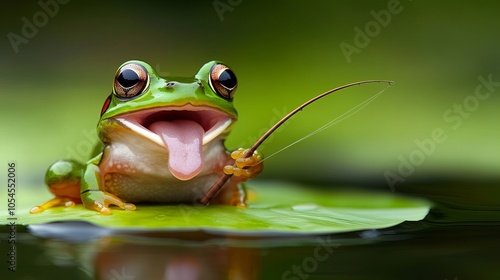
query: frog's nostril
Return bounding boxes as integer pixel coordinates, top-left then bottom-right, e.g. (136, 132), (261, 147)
(197, 81), (204, 89)
(166, 82), (176, 89)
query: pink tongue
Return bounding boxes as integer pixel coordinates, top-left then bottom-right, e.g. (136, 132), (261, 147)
(149, 120), (204, 180)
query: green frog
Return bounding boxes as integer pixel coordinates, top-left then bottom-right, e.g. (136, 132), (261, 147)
(31, 60), (263, 215)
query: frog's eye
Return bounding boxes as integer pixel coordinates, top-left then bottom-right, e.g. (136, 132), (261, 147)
(113, 63), (149, 99)
(209, 64), (237, 99)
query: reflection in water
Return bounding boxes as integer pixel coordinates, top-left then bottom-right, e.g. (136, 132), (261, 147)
(31, 228), (263, 280)
(17, 220), (500, 280)
(164, 256), (202, 280)
(94, 238), (260, 280)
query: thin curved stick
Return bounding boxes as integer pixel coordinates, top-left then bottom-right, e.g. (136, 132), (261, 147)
(199, 79), (394, 205)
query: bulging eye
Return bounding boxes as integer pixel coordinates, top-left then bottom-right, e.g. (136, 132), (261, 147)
(113, 63), (149, 98)
(209, 64), (237, 99)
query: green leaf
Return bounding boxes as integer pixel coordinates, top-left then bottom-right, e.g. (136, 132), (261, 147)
(7, 181), (430, 234)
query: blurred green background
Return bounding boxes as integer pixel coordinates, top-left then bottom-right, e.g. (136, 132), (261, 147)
(1, 0), (499, 189)
(1, 2), (499, 279)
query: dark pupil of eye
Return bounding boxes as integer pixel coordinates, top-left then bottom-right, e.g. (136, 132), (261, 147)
(118, 69), (140, 88)
(219, 69), (237, 89)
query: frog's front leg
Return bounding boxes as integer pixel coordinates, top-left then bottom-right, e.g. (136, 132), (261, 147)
(80, 158), (136, 215)
(30, 160), (83, 214)
(215, 148), (263, 207)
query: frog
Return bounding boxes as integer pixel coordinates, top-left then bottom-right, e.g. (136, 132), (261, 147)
(30, 60), (263, 215)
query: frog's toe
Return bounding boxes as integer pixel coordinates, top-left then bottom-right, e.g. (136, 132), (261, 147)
(64, 201), (76, 207)
(225, 148), (263, 179)
(99, 206), (111, 215)
(29, 197), (77, 214)
(124, 203), (136, 211)
(29, 206), (45, 214)
(231, 198), (247, 208)
(223, 166), (256, 178)
(87, 202), (116, 215)
(81, 190), (136, 214)
(223, 164), (263, 179)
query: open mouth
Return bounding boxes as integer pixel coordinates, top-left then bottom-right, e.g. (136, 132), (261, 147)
(114, 105), (234, 181)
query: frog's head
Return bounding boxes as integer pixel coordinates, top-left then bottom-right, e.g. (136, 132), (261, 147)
(99, 60), (238, 180)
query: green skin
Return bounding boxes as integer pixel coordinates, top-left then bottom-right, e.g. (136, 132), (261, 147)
(32, 60), (263, 215)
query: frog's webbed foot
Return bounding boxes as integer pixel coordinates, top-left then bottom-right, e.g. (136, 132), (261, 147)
(30, 197), (76, 214)
(229, 184), (247, 208)
(223, 148), (263, 179)
(211, 181), (248, 208)
(81, 190), (136, 215)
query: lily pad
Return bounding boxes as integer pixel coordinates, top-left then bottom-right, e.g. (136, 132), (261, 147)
(6, 181), (430, 234)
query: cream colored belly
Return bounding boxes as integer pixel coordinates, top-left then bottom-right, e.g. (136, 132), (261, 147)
(103, 172), (220, 203)
(98, 136), (229, 203)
